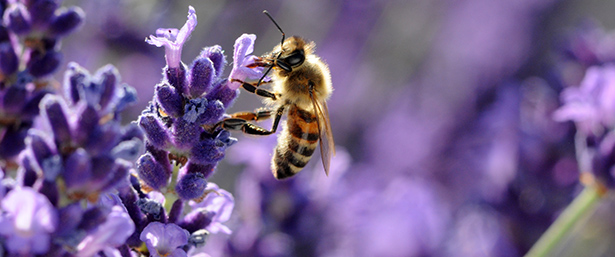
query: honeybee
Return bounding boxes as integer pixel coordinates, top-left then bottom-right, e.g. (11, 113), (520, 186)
(218, 11), (335, 179)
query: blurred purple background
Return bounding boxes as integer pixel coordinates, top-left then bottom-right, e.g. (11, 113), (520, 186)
(59, 0), (615, 256)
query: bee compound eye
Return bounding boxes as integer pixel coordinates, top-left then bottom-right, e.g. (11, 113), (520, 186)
(277, 60), (292, 72)
(284, 51), (305, 66)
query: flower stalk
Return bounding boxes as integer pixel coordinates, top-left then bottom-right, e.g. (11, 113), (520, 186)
(525, 185), (602, 257)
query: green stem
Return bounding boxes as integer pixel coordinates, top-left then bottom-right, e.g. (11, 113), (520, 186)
(524, 186), (601, 257)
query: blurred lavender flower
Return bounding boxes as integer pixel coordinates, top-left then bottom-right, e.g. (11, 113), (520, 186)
(186, 183), (234, 235)
(561, 21), (615, 68)
(76, 204), (135, 257)
(141, 222), (190, 257)
(554, 65), (615, 137)
(0, 187), (57, 254)
(554, 64), (615, 188)
(0, 60), (141, 256)
(20, 62), (141, 202)
(0, 0), (84, 160)
(221, 135), (352, 256)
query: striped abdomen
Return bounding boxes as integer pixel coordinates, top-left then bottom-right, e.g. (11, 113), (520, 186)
(272, 105), (319, 179)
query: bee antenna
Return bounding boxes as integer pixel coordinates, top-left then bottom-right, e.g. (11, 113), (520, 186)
(263, 10), (285, 47)
(257, 65), (274, 87)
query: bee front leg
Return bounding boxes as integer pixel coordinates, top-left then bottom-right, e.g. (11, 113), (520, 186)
(216, 106), (285, 136)
(230, 79), (280, 100)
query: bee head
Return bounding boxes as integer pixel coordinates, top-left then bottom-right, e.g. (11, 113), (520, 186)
(273, 36), (309, 72)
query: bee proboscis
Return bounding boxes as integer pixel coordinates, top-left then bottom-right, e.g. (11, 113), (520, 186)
(218, 11), (335, 179)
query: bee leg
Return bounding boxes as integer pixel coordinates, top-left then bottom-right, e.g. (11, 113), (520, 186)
(216, 106), (284, 135)
(230, 79), (279, 100)
(229, 107), (274, 121)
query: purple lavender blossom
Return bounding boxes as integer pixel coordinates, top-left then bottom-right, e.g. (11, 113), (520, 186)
(145, 6), (197, 69)
(227, 34), (267, 90)
(184, 183), (234, 235)
(140, 222), (190, 257)
(0, 187), (57, 255)
(76, 205), (135, 257)
(95, 6), (243, 257)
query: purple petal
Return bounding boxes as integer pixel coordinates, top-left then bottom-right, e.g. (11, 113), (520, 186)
(200, 45), (226, 78)
(171, 118), (202, 150)
(1, 84), (27, 114)
(146, 142), (172, 174)
(156, 83), (184, 118)
(18, 154), (38, 187)
(165, 65), (188, 95)
(63, 62), (91, 104)
(228, 34), (259, 90)
(56, 203), (83, 236)
(90, 155), (117, 190)
(27, 0), (58, 27)
(233, 34), (255, 65)
(48, 6), (84, 37)
(190, 183), (234, 234)
(183, 98), (225, 125)
(140, 222), (189, 256)
(121, 122), (144, 142)
(146, 6), (197, 68)
(78, 207), (110, 231)
(167, 199), (184, 224)
(0, 26), (8, 42)
(85, 122), (122, 155)
(26, 129), (56, 172)
(3, 3), (31, 34)
(40, 95), (72, 144)
(76, 206), (135, 257)
(74, 104), (99, 145)
(94, 64), (120, 111)
(175, 172), (207, 200)
(189, 57), (215, 98)
(0, 42), (18, 74)
(137, 153), (171, 190)
(111, 138), (144, 162)
(100, 159), (130, 192)
(22, 88), (52, 119)
(178, 209), (214, 234)
(139, 114), (170, 149)
(0, 187), (57, 254)
(114, 84), (138, 113)
(206, 79), (239, 108)
(27, 50), (62, 78)
(190, 132), (233, 165)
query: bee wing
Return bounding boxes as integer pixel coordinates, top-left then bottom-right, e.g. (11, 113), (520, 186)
(311, 92), (336, 176)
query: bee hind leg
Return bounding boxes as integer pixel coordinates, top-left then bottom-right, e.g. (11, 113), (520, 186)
(229, 107), (274, 121)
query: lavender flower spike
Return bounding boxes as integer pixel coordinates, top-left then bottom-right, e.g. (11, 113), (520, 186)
(227, 34), (265, 90)
(146, 6), (197, 68)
